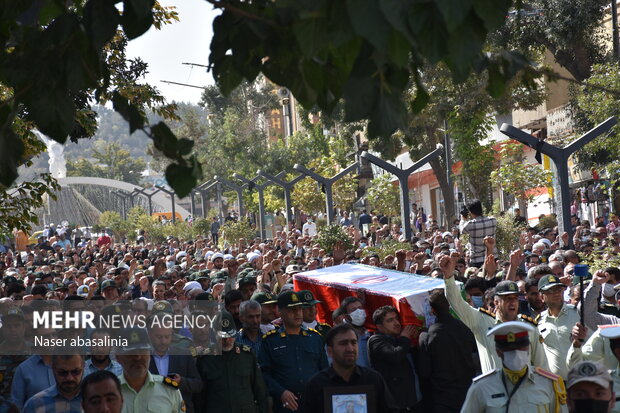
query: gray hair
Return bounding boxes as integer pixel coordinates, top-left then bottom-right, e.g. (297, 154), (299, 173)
(239, 299), (261, 317)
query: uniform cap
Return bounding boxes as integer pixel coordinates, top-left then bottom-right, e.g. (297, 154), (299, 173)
(277, 291), (304, 309)
(486, 321), (533, 349)
(285, 264), (302, 275)
(597, 324), (620, 340)
(100, 279), (117, 291)
(538, 274), (566, 292)
(152, 300), (174, 315)
(2, 308), (24, 321)
(218, 311), (237, 338)
(251, 291), (277, 305)
(298, 289), (320, 305)
(77, 285), (90, 298)
(117, 328), (152, 353)
(567, 361), (613, 390)
(494, 280), (520, 296)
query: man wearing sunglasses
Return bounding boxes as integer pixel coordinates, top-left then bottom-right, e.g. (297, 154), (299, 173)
(22, 354), (84, 413)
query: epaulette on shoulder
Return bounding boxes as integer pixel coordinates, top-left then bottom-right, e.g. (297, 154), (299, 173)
(319, 322), (331, 327)
(262, 329), (278, 339)
(241, 345), (251, 352)
(535, 366), (560, 381)
(473, 369), (497, 382)
(479, 307), (495, 318)
(520, 313), (538, 326)
(162, 376), (180, 389)
(307, 328), (321, 335)
(534, 313), (541, 323)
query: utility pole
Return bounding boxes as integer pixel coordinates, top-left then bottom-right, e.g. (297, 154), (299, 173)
(293, 163), (359, 224)
(500, 117), (616, 247)
(361, 145), (444, 241)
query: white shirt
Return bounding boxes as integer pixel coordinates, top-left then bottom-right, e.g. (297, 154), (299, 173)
(302, 222), (317, 237)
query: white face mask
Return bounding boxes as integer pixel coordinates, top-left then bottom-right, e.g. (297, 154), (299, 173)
(603, 283), (615, 298)
(502, 349), (529, 371)
(166, 261), (175, 269)
(349, 308), (366, 326)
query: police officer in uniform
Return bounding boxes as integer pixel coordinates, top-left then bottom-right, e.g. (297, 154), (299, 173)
(116, 327), (185, 413)
(461, 321), (568, 413)
(596, 325), (620, 412)
(444, 259), (548, 373)
(259, 291), (328, 413)
(196, 311), (268, 412)
(537, 274), (585, 378)
(298, 290), (331, 339)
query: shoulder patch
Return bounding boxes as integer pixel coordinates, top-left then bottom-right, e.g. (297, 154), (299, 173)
(262, 329), (279, 339)
(242, 345), (251, 352)
(519, 313), (538, 326)
(473, 369), (498, 382)
(479, 307), (495, 318)
(535, 366), (560, 381)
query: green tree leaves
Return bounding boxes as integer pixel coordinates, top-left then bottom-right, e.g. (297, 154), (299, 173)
(207, 0), (519, 156)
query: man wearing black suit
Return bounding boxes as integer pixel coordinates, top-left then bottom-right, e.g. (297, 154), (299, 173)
(148, 320), (202, 413)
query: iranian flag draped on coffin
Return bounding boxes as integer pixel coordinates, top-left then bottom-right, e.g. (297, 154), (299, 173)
(293, 263), (448, 329)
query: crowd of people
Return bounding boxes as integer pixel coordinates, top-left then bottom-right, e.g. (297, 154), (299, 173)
(0, 199), (618, 412)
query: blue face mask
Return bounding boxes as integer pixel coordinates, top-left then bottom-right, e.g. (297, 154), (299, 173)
(425, 249), (431, 256)
(471, 295), (484, 308)
(359, 243), (367, 248)
(47, 283), (54, 291)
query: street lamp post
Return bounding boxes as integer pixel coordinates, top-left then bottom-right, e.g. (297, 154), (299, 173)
(361, 145), (444, 241)
(499, 117), (617, 248)
(293, 162), (359, 224)
(256, 170), (306, 229)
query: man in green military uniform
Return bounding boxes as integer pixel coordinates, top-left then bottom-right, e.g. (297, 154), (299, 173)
(251, 291), (279, 334)
(298, 290), (331, 339)
(116, 327), (185, 413)
(196, 311), (268, 412)
(259, 291), (328, 413)
(0, 308), (29, 399)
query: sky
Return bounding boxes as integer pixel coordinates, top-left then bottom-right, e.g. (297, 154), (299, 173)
(126, 0), (219, 105)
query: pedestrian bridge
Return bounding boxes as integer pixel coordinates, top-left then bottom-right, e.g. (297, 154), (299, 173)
(58, 177), (191, 219)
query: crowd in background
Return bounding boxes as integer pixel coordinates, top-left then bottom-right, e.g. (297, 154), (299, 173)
(0, 199), (618, 412)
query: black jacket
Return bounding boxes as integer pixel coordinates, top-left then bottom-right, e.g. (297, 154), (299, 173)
(418, 313), (478, 413)
(149, 349), (203, 413)
(367, 333), (419, 409)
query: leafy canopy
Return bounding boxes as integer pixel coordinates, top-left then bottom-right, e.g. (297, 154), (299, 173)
(207, 0), (533, 156)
